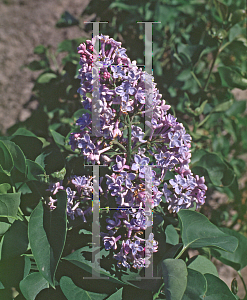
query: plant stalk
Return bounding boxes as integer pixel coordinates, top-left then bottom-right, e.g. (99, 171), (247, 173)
(203, 41), (223, 91)
(238, 270), (247, 297)
(153, 283), (165, 299)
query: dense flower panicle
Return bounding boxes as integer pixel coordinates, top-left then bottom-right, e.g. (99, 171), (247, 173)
(67, 34), (208, 269)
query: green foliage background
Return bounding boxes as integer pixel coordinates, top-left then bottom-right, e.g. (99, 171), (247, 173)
(0, 0), (247, 299)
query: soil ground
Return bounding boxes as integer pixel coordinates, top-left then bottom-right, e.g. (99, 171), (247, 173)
(0, 0), (247, 298)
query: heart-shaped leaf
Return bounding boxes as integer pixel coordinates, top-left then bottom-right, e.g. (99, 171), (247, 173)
(161, 259), (187, 300)
(211, 227), (247, 271)
(0, 193), (21, 219)
(28, 191), (67, 287)
(187, 255), (218, 277)
(178, 210), (238, 252)
(60, 276), (108, 300)
(165, 224), (179, 245)
(182, 269), (207, 300)
(204, 274), (236, 299)
(191, 150), (235, 187)
(20, 272), (49, 300)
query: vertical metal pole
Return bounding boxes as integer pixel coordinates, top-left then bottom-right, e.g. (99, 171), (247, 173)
(137, 22), (161, 137)
(84, 21), (108, 137)
(82, 22), (109, 279)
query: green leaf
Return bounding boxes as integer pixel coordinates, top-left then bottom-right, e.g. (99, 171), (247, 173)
(187, 255), (218, 277)
(26, 60), (48, 71)
(63, 246), (126, 286)
(0, 183), (11, 194)
(225, 100), (246, 116)
(0, 141), (14, 176)
(26, 159), (45, 181)
(204, 274), (236, 299)
(165, 225), (179, 245)
(51, 167), (66, 181)
(0, 193), (21, 219)
(230, 10), (246, 26)
(12, 128), (37, 138)
(229, 24), (243, 42)
(182, 269), (207, 300)
(214, 99), (234, 112)
(50, 130), (65, 146)
(11, 129), (43, 161)
(57, 38), (87, 53)
(57, 40), (74, 53)
(0, 256), (26, 289)
(211, 227), (247, 271)
(37, 73), (57, 84)
(2, 140), (26, 174)
(106, 288), (123, 299)
(218, 66), (247, 90)
(213, 0), (228, 21)
(56, 11), (79, 28)
(191, 150), (235, 187)
(28, 191), (67, 287)
(0, 220), (28, 261)
(108, 2), (138, 12)
(34, 45), (47, 55)
(60, 276), (108, 300)
(176, 69), (192, 81)
(20, 272), (49, 300)
(161, 259), (188, 300)
(0, 219), (11, 236)
(178, 210), (238, 251)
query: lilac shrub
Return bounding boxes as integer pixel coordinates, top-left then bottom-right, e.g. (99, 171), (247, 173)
(50, 34), (207, 269)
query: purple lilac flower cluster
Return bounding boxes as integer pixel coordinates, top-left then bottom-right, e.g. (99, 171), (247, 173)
(101, 209), (158, 269)
(66, 34), (207, 268)
(46, 175), (94, 221)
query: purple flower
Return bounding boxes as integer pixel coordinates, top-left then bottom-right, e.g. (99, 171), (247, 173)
(110, 65), (126, 79)
(135, 87), (146, 104)
(71, 175), (87, 190)
(46, 181), (64, 195)
(105, 174), (124, 196)
(103, 235), (121, 250)
(131, 126), (146, 143)
(48, 197), (57, 210)
(112, 155), (129, 172)
(128, 69), (140, 82)
(119, 171), (136, 189)
(170, 175), (187, 194)
(115, 81), (136, 101)
(106, 212), (122, 230)
(162, 183), (172, 202)
(154, 150), (179, 170)
(77, 133), (95, 154)
(113, 242), (130, 268)
(131, 154), (150, 172)
(129, 240), (143, 255)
